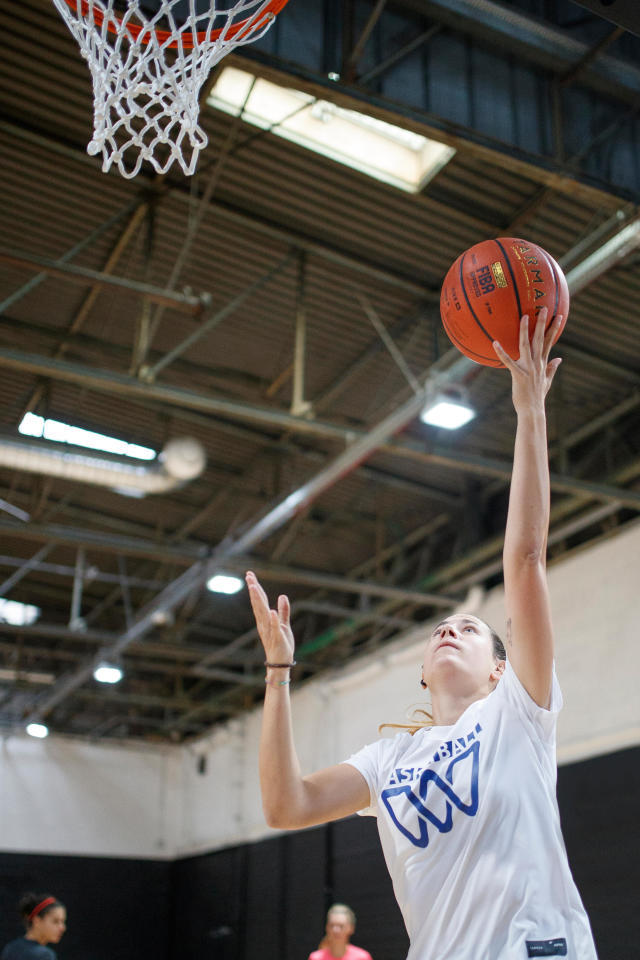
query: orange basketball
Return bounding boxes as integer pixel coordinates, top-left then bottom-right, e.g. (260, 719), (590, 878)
(440, 237), (569, 367)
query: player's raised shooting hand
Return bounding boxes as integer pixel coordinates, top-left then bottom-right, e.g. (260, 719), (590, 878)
(492, 307), (562, 414)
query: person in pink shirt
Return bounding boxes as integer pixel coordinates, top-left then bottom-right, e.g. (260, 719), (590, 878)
(308, 904), (373, 960)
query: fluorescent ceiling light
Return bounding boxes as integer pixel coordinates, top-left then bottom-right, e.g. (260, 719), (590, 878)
(0, 597), (40, 626)
(26, 722), (49, 739)
(19, 413), (156, 461)
(207, 67), (455, 193)
(93, 662), (124, 684)
(421, 391), (476, 430)
(207, 574), (244, 595)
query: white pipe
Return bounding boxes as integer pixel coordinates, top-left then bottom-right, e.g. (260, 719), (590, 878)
(0, 435), (206, 495)
(566, 217), (640, 295)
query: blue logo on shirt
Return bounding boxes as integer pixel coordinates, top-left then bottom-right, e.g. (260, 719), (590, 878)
(380, 741), (480, 847)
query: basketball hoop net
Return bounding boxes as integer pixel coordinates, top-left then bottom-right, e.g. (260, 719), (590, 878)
(52, 0), (290, 178)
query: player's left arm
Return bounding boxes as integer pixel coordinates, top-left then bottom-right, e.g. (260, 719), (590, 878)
(493, 308), (563, 708)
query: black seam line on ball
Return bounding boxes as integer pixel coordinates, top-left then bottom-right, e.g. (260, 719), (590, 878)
(495, 237), (523, 321)
(459, 250), (499, 348)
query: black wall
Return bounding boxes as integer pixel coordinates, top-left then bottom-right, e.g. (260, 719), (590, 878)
(171, 816), (406, 960)
(1, 747), (638, 960)
(557, 746), (640, 960)
(0, 852), (172, 960)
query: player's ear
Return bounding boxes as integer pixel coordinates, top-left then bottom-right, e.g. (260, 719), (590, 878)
(490, 660), (506, 684)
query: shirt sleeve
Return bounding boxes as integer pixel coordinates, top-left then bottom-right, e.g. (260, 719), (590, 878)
(496, 658), (563, 744)
(341, 733), (408, 814)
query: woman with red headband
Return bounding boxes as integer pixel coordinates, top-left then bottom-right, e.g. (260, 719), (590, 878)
(1, 894), (66, 960)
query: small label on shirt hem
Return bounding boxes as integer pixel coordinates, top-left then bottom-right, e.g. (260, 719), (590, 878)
(526, 939), (568, 957)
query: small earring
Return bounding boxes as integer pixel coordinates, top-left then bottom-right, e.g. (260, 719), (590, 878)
(420, 678), (427, 689)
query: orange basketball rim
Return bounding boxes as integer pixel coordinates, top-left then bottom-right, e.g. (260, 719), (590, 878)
(61, 0), (291, 48)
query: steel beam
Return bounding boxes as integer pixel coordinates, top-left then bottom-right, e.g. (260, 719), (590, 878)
(441, 502), (624, 597)
(205, 455), (640, 705)
(0, 623), (235, 665)
(571, 0), (640, 37)
(173, 189), (437, 297)
(0, 250), (207, 316)
(0, 201), (141, 316)
(358, 24), (441, 85)
(0, 543), (54, 596)
(0, 348), (638, 510)
(0, 346), (363, 443)
(220, 558), (457, 607)
(138, 83), (260, 366)
(237, 499), (633, 705)
(294, 600), (413, 631)
(0, 499), (30, 523)
(405, 0), (640, 98)
(246, 0), (640, 198)
(359, 294), (422, 396)
(117, 555), (134, 629)
(291, 251), (310, 417)
(0, 518), (205, 564)
(344, 0), (388, 81)
(22, 354), (472, 723)
(560, 26), (626, 89)
(0, 555), (165, 590)
(144, 251), (294, 381)
(565, 217), (640, 294)
(3, 118), (438, 299)
(75, 689), (204, 711)
(68, 548), (86, 630)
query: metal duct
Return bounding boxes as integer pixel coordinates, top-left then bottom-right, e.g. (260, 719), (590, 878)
(0, 434), (206, 495)
(565, 218), (640, 295)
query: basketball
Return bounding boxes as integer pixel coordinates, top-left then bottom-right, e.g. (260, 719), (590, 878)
(440, 237), (569, 368)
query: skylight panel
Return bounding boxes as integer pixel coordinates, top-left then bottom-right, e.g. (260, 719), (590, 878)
(207, 67), (455, 193)
(19, 413), (156, 461)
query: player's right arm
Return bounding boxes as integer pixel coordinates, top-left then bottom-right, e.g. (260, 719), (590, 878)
(247, 571), (370, 829)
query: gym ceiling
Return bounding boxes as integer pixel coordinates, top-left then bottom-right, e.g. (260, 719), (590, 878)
(0, 0), (639, 742)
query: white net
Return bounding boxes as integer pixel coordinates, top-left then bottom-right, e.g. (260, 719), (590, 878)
(52, 0), (288, 179)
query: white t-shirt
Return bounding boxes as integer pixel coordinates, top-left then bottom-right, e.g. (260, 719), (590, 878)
(343, 661), (598, 960)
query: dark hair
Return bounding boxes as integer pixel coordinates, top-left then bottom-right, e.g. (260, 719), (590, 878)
(19, 893), (63, 928)
(484, 620), (506, 662)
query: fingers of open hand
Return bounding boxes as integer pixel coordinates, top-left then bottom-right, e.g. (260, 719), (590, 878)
(246, 572), (294, 656)
(532, 307), (548, 352)
(494, 315), (532, 372)
(268, 608), (282, 642)
(542, 314), (563, 361)
(519, 313), (532, 360)
(246, 573), (266, 616)
(492, 338), (514, 370)
(269, 605), (294, 656)
(278, 593), (291, 626)
(545, 356), (562, 389)
(246, 572), (276, 639)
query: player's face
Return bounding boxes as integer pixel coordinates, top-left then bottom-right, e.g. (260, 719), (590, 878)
(326, 912), (354, 944)
(423, 614), (497, 689)
(33, 907), (67, 945)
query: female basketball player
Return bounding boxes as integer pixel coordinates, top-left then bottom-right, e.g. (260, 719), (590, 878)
(247, 308), (598, 960)
(1, 894), (66, 960)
